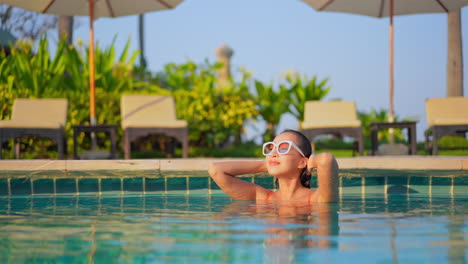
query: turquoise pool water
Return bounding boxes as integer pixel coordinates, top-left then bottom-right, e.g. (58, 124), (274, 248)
(0, 192), (467, 263)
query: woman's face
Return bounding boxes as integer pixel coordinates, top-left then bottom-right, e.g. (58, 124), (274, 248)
(265, 132), (307, 178)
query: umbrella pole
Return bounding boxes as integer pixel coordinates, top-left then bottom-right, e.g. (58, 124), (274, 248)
(89, 0), (98, 149)
(389, 0), (395, 143)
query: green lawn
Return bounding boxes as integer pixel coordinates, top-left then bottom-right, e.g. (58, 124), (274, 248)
(425, 149), (468, 156)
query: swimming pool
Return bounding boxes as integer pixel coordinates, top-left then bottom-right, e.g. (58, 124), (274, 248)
(0, 170), (467, 263)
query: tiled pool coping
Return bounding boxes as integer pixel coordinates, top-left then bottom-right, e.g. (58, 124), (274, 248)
(0, 156), (467, 173)
(0, 157), (467, 197)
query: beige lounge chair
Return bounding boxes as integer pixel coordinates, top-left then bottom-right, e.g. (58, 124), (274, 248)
(300, 100), (364, 155)
(121, 95), (188, 159)
(0, 98), (68, 159)
(425, 97), (468, 155)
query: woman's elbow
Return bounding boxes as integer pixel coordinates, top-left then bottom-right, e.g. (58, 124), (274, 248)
(318, 153), (338, 168)
(208, 163), (219, 179)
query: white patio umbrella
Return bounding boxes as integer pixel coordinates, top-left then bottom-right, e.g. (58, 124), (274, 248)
(300, 0), (468, 125)
(1, 0), (184, 125)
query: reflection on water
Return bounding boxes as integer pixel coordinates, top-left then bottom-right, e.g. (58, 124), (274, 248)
(0, 194), (466, 263)
(217, 200), (339, 264)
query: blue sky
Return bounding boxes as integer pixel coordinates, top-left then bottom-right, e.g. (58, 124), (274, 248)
(70, 0), (468, 143)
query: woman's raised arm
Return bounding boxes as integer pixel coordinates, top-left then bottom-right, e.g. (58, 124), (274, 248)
(208, 160), (270, 200)
(307, 153), (339, 202)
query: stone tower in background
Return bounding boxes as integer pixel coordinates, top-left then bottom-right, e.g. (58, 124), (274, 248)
(215, 44), (234, 86)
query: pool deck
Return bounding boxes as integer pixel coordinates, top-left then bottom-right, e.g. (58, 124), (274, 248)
(0, 156), (467, 173)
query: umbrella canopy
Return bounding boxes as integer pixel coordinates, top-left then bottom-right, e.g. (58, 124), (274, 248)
(2, 0), (184, 125)
(301, 0), (468, 126)
(302, 0), (468, 17)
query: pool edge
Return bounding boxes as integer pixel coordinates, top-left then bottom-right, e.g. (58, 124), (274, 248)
(0, 156), (467, 175)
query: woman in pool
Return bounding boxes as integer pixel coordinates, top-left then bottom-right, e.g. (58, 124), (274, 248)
(208, 129), (339, 204)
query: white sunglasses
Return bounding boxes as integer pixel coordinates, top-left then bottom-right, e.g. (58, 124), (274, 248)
(262, 141), (306, 157)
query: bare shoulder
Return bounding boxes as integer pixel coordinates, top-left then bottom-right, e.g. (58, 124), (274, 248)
(255, 186), (273, 201)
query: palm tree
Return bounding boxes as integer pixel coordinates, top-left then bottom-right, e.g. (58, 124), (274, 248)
(254, 81), (290, 142)
(58, 16), (73, 44)
(286, 73), (331, 123)
(138, 14), (147, 68)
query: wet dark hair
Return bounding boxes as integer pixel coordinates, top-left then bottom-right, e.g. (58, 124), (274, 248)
(277, 129), (313, 188)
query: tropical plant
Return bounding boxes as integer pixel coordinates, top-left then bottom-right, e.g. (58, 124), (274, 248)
(153, 60), (222, 92)
(285, 72), (331, 122)
(60, 38), (148, 152)
(164, 61), (257, 148)
(2, 37), (343, 158)
(0, 51), (15, 120)
(2, 38), (67, 98)
(0, 39), (69, 158)
(254, 81), (290, 142)
(358, 108), (413, 142)
(0, 37), (147, 158)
